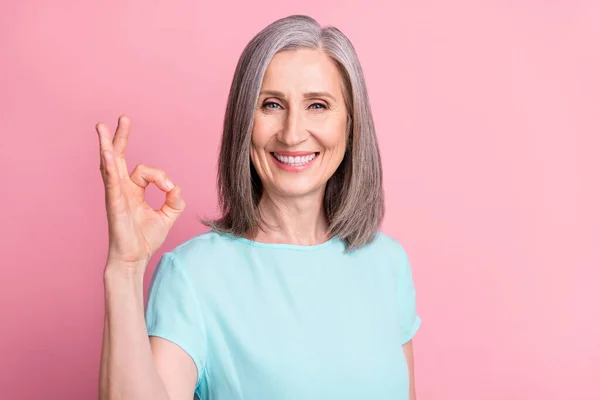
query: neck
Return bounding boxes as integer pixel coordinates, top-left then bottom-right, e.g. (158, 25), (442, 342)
(252, 188), (330, 246)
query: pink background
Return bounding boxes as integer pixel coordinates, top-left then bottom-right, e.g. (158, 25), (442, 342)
(1, 0), (598, 398)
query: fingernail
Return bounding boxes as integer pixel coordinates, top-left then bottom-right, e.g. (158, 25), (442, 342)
(165, 179), (174, 190)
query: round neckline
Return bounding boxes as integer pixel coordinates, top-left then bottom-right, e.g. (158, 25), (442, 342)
(218, 231), (339, 251)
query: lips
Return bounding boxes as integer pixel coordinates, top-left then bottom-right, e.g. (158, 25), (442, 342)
(272, 152), (317, 165)
(270, 151), (319, 171)
(272, 151), (318, 157)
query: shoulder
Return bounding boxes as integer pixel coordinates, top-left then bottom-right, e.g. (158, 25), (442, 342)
(159, 230), (237, 273)
(360, 231), (409, 261)
(352, 231), (413, 277)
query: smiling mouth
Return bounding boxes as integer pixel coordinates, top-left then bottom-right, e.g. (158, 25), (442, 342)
(271, 152), (319, 167)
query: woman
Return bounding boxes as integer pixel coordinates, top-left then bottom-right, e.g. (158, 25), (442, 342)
(98, 14), (421, 400)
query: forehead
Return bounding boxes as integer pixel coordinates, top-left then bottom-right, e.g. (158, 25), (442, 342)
(261, 48), (343, 93)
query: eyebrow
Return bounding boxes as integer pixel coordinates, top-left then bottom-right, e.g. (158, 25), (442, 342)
(259, 90), (336, 101)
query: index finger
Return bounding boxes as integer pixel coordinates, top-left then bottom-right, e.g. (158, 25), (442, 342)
(96, 122), (114, 158)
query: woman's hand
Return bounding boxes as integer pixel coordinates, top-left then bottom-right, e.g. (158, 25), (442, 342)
(97, 115), (186, 273)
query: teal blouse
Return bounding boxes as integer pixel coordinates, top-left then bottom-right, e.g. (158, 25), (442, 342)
(145, 230), (421, 399)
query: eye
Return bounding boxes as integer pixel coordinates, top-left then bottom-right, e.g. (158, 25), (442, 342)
(262, 101), (281, 110)
(309, 102), (327, 110)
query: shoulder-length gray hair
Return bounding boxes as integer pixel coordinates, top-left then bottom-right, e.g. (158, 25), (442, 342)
(201, 14), (384, 251)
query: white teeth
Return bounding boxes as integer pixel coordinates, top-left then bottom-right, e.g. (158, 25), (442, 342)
(273, 152), (317, 166)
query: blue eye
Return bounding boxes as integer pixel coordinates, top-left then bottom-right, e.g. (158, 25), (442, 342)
(263, 101), (281, 109)
(309, 103), (327, 110)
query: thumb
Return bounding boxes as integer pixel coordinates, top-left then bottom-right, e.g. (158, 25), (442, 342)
(160, 185), (186, 223)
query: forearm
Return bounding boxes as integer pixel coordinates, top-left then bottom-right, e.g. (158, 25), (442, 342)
(99, 265), (170, 400)
(402, 340), (416, 400)
(99, 312), (109, 399)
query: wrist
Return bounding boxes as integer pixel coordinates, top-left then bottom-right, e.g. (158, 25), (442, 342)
(104, 261), (146, 283)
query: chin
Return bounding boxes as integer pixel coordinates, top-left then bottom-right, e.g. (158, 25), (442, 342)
(271, 180), (323, 198)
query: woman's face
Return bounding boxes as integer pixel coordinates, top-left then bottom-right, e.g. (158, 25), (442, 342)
(250, 48), (348, 199)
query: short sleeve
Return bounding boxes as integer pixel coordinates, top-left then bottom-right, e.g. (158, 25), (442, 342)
(396, 246), (421, 344)
(145, 252), (207, 388)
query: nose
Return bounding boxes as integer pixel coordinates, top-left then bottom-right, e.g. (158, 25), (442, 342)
(277, 107), (308, 147)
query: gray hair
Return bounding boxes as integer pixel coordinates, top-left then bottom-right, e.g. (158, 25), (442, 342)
(201, 14), (384, 251)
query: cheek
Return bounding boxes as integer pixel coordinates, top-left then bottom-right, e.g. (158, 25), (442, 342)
(251, 118), (266, 147)
(251, 115), (281, 147)
(250, 117), (277, 172)
(319, 118), (347, 152)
